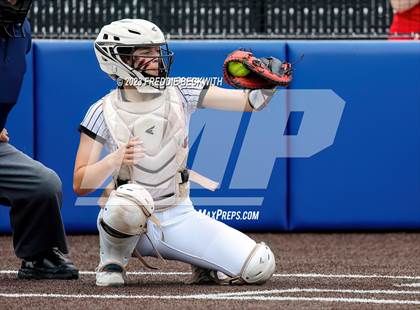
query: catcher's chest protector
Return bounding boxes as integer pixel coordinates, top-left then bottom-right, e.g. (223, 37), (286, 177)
(102, 88), (188, 209)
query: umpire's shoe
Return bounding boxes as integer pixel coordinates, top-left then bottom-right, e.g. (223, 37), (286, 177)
(17, 248), (79, 280)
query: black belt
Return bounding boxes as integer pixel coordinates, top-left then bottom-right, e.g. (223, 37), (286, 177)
(179, 168), (189, 184)
(116, 168), (190, 188)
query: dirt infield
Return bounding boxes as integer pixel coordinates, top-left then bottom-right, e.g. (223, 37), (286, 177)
(0, 232), (419, 309)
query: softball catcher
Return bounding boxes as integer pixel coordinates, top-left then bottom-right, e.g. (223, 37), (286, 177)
(73, 19), (291, 286)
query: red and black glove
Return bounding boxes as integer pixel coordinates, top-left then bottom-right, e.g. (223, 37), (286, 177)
(223, 49), (292, 89)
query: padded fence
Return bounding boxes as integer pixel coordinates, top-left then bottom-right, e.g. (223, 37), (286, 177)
(1, 40), (419, 233)
(287, 41), (420, 230)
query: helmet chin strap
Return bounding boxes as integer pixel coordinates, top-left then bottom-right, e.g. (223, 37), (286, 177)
(135, 74), (165, 94)
(132, 69), (167, 94)
(135, 84), (163, 94)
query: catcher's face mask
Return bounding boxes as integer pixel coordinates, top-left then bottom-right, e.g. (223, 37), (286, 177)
(116, 44), (174, 79)
(0, 0), (32, 38)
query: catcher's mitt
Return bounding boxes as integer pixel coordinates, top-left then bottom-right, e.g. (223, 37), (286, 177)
(223, 49), (292, 89)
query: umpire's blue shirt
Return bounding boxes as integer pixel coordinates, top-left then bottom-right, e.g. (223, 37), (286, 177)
(0, 19), (32, 131)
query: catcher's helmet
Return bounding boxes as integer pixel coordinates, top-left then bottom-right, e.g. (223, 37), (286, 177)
(94, 19), (174, 93)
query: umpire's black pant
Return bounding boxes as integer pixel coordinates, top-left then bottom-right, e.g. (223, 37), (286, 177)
(0, 142), (68, 258)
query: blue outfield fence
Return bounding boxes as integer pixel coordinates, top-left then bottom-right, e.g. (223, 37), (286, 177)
(1, 40), (419, 233)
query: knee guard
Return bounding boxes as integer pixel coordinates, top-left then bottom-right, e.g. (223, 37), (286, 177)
(239, 242), (275, 284)
(203, 242), (276, 285)
(97, 184), (154, 269)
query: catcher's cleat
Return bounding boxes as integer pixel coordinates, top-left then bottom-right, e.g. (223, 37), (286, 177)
(186, 265), (214, 284)
(186, 265), (230, 285)
(17, 248), (79, 280)
(96, 263), (127, 287)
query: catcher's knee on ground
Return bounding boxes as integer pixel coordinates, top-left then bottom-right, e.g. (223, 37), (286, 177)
(96, 184), (154, 286)
(215, 242), (275, 285)
(239, 242), (275, 284)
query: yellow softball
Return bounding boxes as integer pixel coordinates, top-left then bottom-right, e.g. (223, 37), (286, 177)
(228, 61), (250, 77)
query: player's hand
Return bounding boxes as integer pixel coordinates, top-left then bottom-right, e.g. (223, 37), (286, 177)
(0, 128), (9, 142)
(110, 137), (145, 168)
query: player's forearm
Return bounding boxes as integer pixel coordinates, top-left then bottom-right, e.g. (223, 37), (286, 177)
(390, 0), (420, 12)
(201, 86), (275, 112)
(73, 154), (118, 195)
(201, 86), (250, 111)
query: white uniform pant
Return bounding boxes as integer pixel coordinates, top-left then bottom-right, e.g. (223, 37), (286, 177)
(135, 198), (256, 277)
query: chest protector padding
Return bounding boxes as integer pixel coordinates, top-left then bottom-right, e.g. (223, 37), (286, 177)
(102, 87), (188, 208)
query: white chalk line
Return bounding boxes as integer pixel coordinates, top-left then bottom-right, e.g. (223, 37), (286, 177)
(0, 290), (420, 305)
(214, 288), (420, 297)
(1, 270), (420, 280)
(274, 273), (420, 280)
(2, 267), (420, 305)
(0, 270), (188, 276)
(395, 283), (420, 288)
